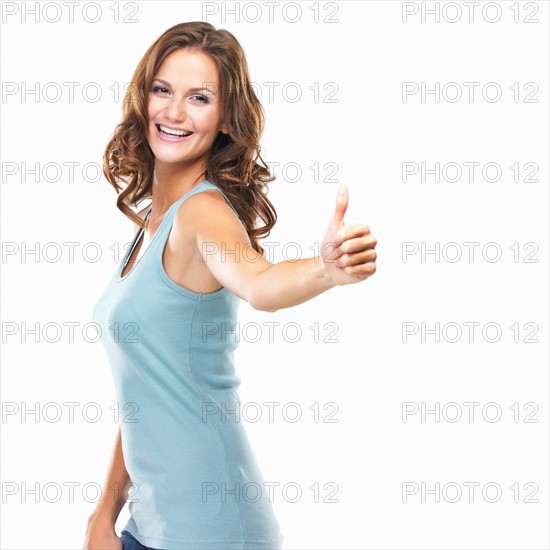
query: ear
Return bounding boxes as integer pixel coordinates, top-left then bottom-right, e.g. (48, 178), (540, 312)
(219, 120), (229, 135)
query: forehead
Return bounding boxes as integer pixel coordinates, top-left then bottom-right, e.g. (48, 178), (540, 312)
(154, 48), (220, 85)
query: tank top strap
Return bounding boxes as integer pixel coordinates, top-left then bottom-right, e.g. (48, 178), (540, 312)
(161, 180), (240, 224)
(119, 180), (241, 271)
(148, 180), (241, 253)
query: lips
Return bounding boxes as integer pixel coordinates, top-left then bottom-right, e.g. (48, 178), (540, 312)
(156, 124), (193, 137)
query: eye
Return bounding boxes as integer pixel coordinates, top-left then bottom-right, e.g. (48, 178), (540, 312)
(191, 95), (209, 104)
(151, 85), (169, 94)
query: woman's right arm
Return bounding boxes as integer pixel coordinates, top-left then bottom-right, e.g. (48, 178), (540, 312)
(82, 209), (148, 548)
(82, 427), (130, 549)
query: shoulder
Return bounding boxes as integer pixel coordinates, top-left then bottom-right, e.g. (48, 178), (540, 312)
(173, 188), (248, 243)
(176, 188), (240, 226)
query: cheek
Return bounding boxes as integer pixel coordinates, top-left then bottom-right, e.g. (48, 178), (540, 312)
(146, 98), (161, 119)
(199, 108), (222, 131)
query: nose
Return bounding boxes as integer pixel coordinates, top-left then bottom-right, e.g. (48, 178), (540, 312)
(165, 96), (188, 121)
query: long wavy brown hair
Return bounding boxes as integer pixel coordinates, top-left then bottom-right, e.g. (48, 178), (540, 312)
(102, 21), (276, 256)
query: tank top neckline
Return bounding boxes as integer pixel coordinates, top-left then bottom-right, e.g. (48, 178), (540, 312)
(117, 179), (210, 283)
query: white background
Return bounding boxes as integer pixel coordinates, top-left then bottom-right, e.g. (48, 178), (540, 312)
(1, 1), (548, 549)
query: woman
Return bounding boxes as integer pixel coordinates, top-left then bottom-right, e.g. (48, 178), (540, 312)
(84, 21), (377, 550)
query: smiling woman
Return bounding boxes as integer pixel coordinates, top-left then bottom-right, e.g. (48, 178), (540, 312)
(146, 49), (229, 167)
(102, 22), (276, 258)
(85, 19), (377, 550)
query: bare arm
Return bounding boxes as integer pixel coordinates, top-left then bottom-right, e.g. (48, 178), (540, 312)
(82, 427), (130, 548)
(247, 256), (335, 312)
(86, 426), (131, 529)
(83, 213), (150, 548)
(176, 188), (376, 313)
(85, 210), (144, 529)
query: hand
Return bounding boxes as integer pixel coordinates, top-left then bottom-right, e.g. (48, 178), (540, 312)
(82, 519), (123, 550)
(320, 183), (377, 286)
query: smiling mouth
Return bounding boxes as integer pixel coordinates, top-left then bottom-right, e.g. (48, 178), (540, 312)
(156, 124), (194, 137)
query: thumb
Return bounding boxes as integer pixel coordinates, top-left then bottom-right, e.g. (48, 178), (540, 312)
(332, 183), (348, 226)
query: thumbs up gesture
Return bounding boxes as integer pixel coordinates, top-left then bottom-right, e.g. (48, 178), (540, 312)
(320, 183), (377, 286)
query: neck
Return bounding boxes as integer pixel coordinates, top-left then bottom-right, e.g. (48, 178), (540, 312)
(149, 159), (208, 219)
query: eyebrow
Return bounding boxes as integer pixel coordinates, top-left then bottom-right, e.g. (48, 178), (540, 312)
(151, 78), (218, 95)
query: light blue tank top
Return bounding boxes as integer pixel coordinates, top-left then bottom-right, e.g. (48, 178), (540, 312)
(92, 180), (284, 550)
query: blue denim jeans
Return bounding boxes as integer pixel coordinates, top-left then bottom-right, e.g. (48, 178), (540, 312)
(120, 530), (162, 550)
(121, 529), (283, 549)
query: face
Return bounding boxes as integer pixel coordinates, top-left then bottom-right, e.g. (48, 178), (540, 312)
(146, 48), (228, 169)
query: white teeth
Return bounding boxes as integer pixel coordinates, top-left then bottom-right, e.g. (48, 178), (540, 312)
(158, 124), (192, 137)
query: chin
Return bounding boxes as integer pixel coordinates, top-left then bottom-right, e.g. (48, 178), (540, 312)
(154, 154), (194, 164)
